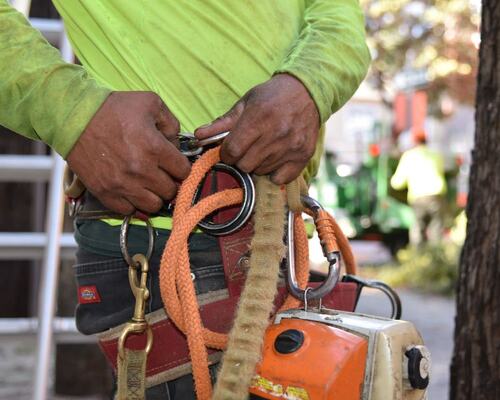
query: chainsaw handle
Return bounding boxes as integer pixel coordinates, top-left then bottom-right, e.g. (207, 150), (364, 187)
(343, 274), (402, 319)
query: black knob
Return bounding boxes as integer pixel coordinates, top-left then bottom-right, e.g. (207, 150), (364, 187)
(405, 346), (431, 390)
(274, 329), (304, 354)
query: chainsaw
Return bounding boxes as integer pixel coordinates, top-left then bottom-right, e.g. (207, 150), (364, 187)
(249, 200), (431, 400)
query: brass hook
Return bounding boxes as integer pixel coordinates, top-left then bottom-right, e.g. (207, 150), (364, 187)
(118, 254), (153, 360)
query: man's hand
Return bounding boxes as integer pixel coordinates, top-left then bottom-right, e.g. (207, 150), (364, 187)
(195, 74), (320, 185)
(66, 91), (191, 215)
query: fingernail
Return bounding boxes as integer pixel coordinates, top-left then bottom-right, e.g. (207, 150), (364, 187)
(198, 122), (212, 129)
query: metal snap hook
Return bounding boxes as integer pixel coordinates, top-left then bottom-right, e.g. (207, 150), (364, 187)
(118, 323), (153, 360)
(118, 254), (154, 360)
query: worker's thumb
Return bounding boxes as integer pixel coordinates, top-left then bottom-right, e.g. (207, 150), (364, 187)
(195, 100), (245, 139)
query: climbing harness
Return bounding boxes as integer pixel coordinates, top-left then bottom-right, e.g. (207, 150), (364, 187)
(66, 131), (429, 399)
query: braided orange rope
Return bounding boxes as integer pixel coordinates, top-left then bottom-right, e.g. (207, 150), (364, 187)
(159, 146), (356, 399)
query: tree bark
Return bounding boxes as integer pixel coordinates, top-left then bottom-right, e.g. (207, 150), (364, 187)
(450, 1), (500, 399)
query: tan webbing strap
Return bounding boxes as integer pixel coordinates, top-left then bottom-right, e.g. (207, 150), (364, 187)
(116, 349), (147, 400)
(285, 176), (308, 212)
(213, 175), (285, 400)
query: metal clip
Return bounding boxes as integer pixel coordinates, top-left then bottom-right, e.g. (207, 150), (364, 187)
(286, 198), (341, 302)
(118, 254), (153, 359)
(178, 131), (230, 157)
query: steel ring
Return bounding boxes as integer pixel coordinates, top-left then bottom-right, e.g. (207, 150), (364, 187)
(192, 163), (255, 236)
(120, 216), (155, 265)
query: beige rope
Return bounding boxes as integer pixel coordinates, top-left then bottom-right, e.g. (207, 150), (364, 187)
(212, 176), (285, 400)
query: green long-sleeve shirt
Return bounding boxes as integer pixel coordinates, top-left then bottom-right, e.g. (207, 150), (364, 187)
(0, 0), (370, 181)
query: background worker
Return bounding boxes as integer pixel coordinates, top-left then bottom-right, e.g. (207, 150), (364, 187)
(391, 129), (447, 246)
(0, 0), (370, 398)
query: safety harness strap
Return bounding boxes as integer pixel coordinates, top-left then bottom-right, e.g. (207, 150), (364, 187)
(116, 348), (147, 400)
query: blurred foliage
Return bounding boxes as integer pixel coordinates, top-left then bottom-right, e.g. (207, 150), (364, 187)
(363, 242), (460, 295)
(361, 0), (480, 111)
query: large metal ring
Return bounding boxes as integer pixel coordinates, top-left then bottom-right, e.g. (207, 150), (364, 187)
(120, 216), (155, 266)
(192, 163), (255, 236)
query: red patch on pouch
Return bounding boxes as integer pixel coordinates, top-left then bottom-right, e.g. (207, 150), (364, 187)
(78, 285), (101, 304)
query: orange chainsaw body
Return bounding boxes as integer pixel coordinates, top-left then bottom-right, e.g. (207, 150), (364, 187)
(249, 318), (368, 400)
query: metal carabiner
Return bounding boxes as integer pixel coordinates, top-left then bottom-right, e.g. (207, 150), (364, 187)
(118, 254), (154, 359)
(300, 195), (338, 264)
(178, 131), (230, 157)
(286, 197), (341, 303)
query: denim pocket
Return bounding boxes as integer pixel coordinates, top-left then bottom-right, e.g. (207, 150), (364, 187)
(74, 257), (134, 335)
(74, 237), (225, 335)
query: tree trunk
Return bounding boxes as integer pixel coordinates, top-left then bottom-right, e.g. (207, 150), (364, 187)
(450, 2), (500, 399)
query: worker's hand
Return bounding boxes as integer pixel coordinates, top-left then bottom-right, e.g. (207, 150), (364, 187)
(66, 91), (191, 215)
(195, 74), (320, 184)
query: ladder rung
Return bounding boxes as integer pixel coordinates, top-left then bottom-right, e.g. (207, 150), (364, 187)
(0, 233), (76, 260)
(0, 317), (95, 343)
(30, 18), (65, 45)
(0, 155), (53, 182)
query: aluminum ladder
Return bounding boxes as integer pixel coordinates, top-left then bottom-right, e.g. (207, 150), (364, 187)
(1, 2), (88, 399)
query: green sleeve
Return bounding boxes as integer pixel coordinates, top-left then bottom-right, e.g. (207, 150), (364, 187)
(276, 0), (371, 124)
(0, 1), (111, 157)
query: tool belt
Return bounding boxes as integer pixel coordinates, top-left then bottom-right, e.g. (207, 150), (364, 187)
(68, 172), (361, 389)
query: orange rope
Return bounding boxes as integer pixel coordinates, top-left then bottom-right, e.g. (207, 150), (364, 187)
(159, 146), (357, 399)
